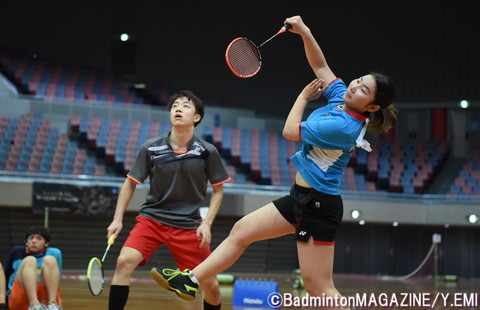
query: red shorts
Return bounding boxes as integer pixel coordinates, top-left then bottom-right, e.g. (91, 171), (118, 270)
(8, 278), (62, 309)
(123, 216), (211, 270)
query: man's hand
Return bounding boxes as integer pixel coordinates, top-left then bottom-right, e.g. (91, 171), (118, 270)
(196, 223), (212, 248)
(107, 220), (123, 239)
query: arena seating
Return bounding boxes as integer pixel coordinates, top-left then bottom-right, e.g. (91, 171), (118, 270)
(0, 113), (110, 176)
(1, 111), (460, 193)
(0, 52), (143, 106)
(143, 83), (172, 106)
(361, 138), (449, 194)
(448, 151), (480, 197)
(68, 115), (301, 185)
(0, 51), (475, 196)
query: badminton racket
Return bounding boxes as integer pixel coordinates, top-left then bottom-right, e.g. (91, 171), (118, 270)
(225, 24), (291, 78)
(87, 234), (116, 296)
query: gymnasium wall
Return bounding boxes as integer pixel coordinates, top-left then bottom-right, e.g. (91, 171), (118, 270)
(0, 1), (478, 116)
(1, 177), (480, 226)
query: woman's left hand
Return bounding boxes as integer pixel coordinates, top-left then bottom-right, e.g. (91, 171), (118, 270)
(299, 79), (325, 102)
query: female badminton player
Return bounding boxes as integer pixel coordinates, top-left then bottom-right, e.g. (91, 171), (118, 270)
(152, 15), (397, 310)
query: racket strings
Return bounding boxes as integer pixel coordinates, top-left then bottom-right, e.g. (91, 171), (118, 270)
(226, 38), (261, 77)
(88, 259), (104, 295)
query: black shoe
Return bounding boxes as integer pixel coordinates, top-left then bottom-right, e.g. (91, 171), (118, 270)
(151, 267), (198, 301)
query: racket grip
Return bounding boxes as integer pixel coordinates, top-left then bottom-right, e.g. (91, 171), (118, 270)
(108, 234), (116, 245)
(277, 24), (292, 35)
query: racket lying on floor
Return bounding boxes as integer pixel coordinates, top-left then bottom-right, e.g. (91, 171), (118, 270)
(87, 235), (116, 296)
(225, 24), (291, 78)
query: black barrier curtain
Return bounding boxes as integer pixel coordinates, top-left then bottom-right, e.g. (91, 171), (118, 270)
(32, 182), (118, 216)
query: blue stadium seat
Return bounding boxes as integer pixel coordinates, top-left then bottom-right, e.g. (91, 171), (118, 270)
(239, 129), (251, 174)
(221, 127), (232, 160)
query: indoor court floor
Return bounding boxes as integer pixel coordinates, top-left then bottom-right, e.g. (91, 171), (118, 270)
(60, 270), (479, 309)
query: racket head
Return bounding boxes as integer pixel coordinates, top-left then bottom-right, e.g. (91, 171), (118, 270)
(225, 37), (262, 78)
(87, 257), (105, 296)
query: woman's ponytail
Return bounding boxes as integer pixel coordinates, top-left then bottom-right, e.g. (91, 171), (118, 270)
(368, 72), (397, 133)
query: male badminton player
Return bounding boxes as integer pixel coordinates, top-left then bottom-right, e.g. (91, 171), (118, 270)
(107, 90), (231, 310)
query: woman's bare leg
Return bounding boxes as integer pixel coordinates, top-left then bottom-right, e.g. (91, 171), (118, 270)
(297, 239), (350, 310)
(192, 203), (295, 282)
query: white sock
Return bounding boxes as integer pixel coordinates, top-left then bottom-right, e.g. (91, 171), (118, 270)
(189, 271), (199, 284)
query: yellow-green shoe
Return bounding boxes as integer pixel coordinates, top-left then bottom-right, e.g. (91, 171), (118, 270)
(151, 267), (198, 301)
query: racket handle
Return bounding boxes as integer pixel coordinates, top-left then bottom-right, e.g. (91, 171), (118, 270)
(277, 24), (292, 35)
(108, 234), (116, 245)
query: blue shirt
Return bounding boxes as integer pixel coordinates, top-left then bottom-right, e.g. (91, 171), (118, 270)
(291, 78), (368, 195)
(5, 246), (63, 297)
